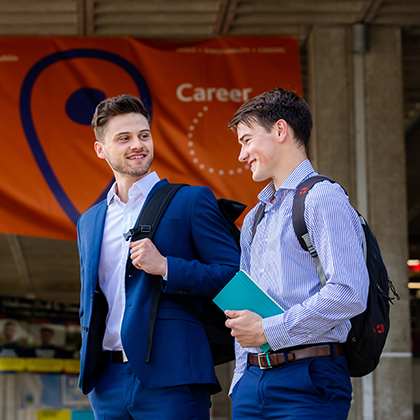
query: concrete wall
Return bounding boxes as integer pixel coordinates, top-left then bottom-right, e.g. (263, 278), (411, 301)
(308, 25), (413, 420)
(307, 25), (356, 199)
(365, 26), (412, 420)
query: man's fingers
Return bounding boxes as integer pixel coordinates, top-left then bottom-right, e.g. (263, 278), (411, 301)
(225, 309), (251, 319)
(225, 310), (234, 318)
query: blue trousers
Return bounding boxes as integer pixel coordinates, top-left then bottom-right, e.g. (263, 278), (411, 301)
(88, 362), (211, 420)
(232, 355), (352, 420)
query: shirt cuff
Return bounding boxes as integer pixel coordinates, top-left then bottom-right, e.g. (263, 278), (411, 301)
(262, 314), (293, 351)
(162, 258), (168, 281)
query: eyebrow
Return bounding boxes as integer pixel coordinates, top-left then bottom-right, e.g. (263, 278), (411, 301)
(238, 133), (251, 144)
(113, 131), (130, 138)
(113, 129), (150, 139)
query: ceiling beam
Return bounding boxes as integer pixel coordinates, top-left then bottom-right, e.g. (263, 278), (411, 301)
(86, 0), (95, 36)
(77, 0), (86, 36)
(220, 0), (238, 36)
(213, 0), (231, 36)
(362, 0), (384, 23)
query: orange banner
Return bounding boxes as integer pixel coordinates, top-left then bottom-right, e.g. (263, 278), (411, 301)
(0, 36), (302, 240)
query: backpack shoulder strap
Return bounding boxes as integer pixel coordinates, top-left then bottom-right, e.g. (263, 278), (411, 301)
(124, 183), (188, 242)
(123, 182), (188, 363)
(292, 175), (335, 287)
(251, 203), (266, 243)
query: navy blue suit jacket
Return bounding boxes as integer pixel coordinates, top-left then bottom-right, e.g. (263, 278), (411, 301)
(77, 179), (240, 395)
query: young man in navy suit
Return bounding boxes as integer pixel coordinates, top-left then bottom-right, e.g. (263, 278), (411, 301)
(77, 94), (240, 419)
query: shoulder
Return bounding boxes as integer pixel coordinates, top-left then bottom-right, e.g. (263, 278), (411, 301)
(171, 184), (217, 206)
(304, 179), (350, 212)
(77, 199), (107, 226)
(303, 179), (362, 234)
(154, 185), (221, 224)
(177, 184), (213, 197)
(80, 199), (107, 218)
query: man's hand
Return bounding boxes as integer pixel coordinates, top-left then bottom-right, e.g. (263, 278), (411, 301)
(225, 310), (268, 348)
(129, 238), (167, 277)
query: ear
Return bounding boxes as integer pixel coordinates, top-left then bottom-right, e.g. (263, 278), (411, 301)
(94, 141), (106, 160)
(275, 119), (288, 143)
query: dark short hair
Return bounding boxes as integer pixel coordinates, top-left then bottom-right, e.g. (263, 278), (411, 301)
(227, 87), (312, 149)
(92, 94), (150, 142)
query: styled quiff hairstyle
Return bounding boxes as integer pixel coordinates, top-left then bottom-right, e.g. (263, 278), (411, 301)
(227, 87), (312, 150)
(91, 94), (151, 143)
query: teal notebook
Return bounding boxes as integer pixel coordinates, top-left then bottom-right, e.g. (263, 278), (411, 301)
(213, 270), (284, 353)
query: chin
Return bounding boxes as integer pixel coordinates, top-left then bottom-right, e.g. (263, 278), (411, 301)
(251, 170), (261, 181)
(252, 173), (269, 183)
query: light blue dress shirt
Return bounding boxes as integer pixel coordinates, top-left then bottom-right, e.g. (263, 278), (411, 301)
(230, 160), (369, 394)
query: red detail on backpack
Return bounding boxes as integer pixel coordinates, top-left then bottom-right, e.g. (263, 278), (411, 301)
(300, 187), (308, 195)
(376, 324), (385, 333)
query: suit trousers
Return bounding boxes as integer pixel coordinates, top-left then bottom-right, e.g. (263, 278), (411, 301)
(88, 361), (211, 420)
(232, 355), (352, 420)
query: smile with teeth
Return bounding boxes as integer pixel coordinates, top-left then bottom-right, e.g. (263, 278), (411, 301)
(128, 155), (145, 160)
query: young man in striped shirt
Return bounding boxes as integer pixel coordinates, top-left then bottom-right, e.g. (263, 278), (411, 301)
(225, 87), (369, 419)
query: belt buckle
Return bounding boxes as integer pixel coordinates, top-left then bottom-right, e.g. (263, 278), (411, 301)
(257, 352), (273, 370)
(122, 349), (128, 362)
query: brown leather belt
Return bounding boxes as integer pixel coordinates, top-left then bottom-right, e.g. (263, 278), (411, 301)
(248, 343), (344, 369)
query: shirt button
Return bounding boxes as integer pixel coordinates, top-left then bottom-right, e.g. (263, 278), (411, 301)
(260, 269), (264, 274)
(265, 238), (269, 243)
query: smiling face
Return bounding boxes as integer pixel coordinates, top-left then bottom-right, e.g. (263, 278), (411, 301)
(237, 120), (281, 185)
(94, 112), (154, 184)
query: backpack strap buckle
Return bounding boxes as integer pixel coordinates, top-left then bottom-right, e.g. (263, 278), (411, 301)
(140, 225), (152, 233)
(123, 225), (152, 241)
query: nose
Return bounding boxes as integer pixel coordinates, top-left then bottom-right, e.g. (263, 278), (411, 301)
(238, 144), (248, 162)
(130, 137), (146, 150)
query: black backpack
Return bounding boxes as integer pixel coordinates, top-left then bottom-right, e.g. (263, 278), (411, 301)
(124, 183), (245, 366)
(253, 175), (400, 377)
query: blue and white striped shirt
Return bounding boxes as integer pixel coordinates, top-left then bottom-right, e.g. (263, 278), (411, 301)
(230, 160), (369, 394)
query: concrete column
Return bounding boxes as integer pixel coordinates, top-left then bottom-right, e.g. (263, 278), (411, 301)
(307, 26), (365, 419)
(364, 26), (413, 420)
(307, 25), (413, 419)
(307, 25), (356, 198)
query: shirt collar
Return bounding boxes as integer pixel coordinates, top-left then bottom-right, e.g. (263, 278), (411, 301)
(106, 171), (160, 205)
(258, 160), (317, 205)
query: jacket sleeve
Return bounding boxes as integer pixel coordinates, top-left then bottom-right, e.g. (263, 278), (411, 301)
(163, 186), (240, 298)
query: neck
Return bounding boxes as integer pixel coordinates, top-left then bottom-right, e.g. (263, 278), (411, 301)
(114, 177), (141, 203)
(272, 148), (307, 190)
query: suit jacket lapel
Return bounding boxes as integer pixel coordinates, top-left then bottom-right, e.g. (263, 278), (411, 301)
(86, 200), (107, 296)
(125, 178), (169, 273)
